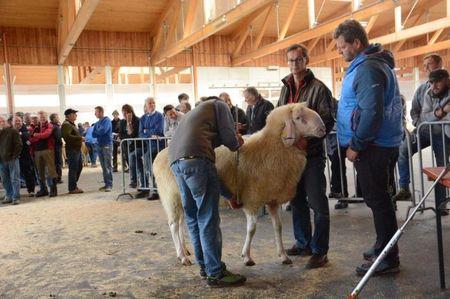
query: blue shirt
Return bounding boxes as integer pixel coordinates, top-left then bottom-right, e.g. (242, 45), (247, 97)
(93, 116), (113, 146)
(85, 126), (97, 144)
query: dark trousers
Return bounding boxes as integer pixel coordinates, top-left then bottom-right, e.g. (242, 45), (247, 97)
(19, 153), (36, 193)
(113, 141), (119, 170)
(328, 146), (348, 196)
(121, 142), (129, 170)
(354, 146), (399, 262)
(67, 149), (83, 191)
(54, 146), (63, 181)
(291, 155), (330, 255)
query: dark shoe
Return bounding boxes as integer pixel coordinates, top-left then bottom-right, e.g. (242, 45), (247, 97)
(438, 209), (449, 216)
(286, 245), (312, 256)
(35, 189), (49, 197)
(50, 180), (58, 197)
(12, 199), (20, 205)
(69, 187), (84, 194)
(135, 190), (149, 199)
(200, 266), (207, 278)
(113, 168), (118, 173)
(334, 200), (348, 210)
(99, 186), (112, 192)
(356, 260), (400, 276)
(147, 193), (160, 201)
(306, 253), (328, 269)
(129, 182), (137, 189)
(392, 188), (411, 202)
(207, 269), (246, 288)
(363, 247), (376, 261)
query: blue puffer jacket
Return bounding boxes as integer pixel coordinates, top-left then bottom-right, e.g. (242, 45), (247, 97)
(337, 43), (403, 150)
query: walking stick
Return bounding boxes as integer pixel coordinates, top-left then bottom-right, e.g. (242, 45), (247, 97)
(235, 104), (241, 205)
(348, 163), (450, 299)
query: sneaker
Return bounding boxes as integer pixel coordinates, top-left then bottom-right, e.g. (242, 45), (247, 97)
(199, 266), (207, 278)
(104, 186), (112, 192)
(129, 182), (137, 189)
(306, 253), (328, 269)
(134, 190), (149, 199)
(207, 269), (246, 288)
(356, 260), (400, 276)
(69, 187), (84, 194)
(28, 191), (35, 197)
(12, 199), (20, 205)
(35, 189), (49, 197)
(99, 186), (107, 191)
(392, 188), (411, 202)
(334, 200), (348, 209)
(286, 245), (313, 256)
(2, 198), (13, 204)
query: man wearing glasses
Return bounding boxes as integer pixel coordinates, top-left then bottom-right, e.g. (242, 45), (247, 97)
(278, 43), (335, 269)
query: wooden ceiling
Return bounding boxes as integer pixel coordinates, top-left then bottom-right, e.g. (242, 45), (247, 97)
(0, 0), (449, 84)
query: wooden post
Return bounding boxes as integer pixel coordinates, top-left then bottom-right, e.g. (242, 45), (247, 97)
(192, 47), (198, 101)
(2, 32), (14, 115)
(57, 65), (66, 117)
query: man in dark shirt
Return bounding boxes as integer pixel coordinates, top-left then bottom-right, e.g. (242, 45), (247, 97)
(111, 110), (121, 172)
(50, 113), (63, 184)
(244, 87), (274, 134)
(13, 116), (36, 196)
(169, 96), (246, 288)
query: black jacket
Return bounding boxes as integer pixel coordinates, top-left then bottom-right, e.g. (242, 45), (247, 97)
(246, 96), (274, 134)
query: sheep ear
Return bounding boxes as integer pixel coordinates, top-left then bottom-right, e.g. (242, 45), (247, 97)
(281, 119), (296, 147)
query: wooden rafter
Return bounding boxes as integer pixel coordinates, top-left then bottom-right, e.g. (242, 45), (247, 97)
(428, 29), (444, 45)
(233, 26), (250, 56)
(365, 15), (379, 33)
(392, 12), (424, 52)
(307, 37), (321, 52)
(231, 5), (270, 41)
(279, 0), (300, 40)
(57, 0), (100, 65)
(253, 4), (273, 50)
(307, 0), (315, 29)
(157, 67), (190, 81)
(232, 0), (409, 66)
(371, 17), (450, 45)
(396, 39), (450, 60)
(183, 0), (197, 38)
(151, 0), (274, 65)
(165, 1), (182, 46)
(80, 67), (105, 84)
(150, 0), (178, 37)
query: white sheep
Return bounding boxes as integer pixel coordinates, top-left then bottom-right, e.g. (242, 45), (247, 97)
(153, 103), (326, 266)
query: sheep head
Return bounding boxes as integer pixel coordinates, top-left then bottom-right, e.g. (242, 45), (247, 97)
(281, 103), (326, 147)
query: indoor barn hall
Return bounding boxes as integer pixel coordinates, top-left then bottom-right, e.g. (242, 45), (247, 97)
(1, 0), (450, 298)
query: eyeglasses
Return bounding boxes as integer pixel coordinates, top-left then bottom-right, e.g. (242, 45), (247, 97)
(287, 57), (305, 64)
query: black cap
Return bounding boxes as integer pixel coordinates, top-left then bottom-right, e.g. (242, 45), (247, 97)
(64, 108), (78, 116)
(429, 69), (449, 83)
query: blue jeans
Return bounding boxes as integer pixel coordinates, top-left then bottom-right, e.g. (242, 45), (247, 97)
(170, 158), (223, 277)
(97, 144), (113, 188)
(85, 142), (97, 165)
(130, 147), (157, 189)
(66, 149), (83, 191)
(0, 159), (21, 200)
(291, 155), (330, 255)
(398, 130), (449, 202)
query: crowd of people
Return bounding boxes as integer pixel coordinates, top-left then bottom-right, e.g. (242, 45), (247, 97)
(1, 18), (449, 288)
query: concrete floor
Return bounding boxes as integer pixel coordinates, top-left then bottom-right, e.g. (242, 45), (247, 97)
(1, 167), (450, 298)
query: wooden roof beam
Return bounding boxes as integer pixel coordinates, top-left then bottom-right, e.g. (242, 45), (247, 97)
(151, 0), (274, 65)
(57, 0), (100, 65)
(396, 39), (450, 60)
(157, 67), (190, 81)
(307, 37), (321, 52)
(428, 29), (444, 45)
(279, 0), (300, 40)
(80, 67), (104, 84)
(183, 0), (198, 38)
(232, 0), (409, 66)
(371, 17), (450, 45)
(253, 4), (273, 50)
(150, 0), (178, 37)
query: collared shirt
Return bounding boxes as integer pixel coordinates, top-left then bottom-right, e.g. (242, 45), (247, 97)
(287, 76), (305, 104)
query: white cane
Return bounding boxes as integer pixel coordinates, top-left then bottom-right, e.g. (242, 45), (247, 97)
(235, 104), (240, 205)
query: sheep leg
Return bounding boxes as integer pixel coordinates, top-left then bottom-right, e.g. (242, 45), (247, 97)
(241, 211), (257, 266)
(169, 216), (192, 266)
(178, 213), (191, 256)
(267, 203), (292, 265)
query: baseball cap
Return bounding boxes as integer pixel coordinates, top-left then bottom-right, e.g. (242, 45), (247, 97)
(429, 69), (449, 83)
(64, 108), (78, 116)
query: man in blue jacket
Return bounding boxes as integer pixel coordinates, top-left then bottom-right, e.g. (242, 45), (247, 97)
(93, 106), (113, 191)
(334, 20), (403, 275)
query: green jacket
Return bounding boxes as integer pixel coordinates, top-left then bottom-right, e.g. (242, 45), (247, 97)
(61, 120), (83, 151)
(0, 127), (22, 162)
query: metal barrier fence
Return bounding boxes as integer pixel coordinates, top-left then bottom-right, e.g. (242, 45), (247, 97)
(117, 137), (170, 200)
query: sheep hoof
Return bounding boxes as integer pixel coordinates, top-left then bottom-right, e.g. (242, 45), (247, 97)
(244, 259), (256, 267)
(282, 258), (292, 265)
(180, 258), (192, 266)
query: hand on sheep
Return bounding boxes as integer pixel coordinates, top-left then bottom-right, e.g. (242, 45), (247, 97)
(237, 134), (245, 147)
(294, 137), (308, 150)
(228, 195), (244, 209)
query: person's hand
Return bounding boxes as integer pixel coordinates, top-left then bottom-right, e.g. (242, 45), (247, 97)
(81, 136), (86, 142)
(346, 147), (359, 162)
(126, 113), (132, 122)
(294, 137), (308, 150)
(237, 133), (244, 147)
(228, 195), (243, 209)
(443, 102), (450, 113)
